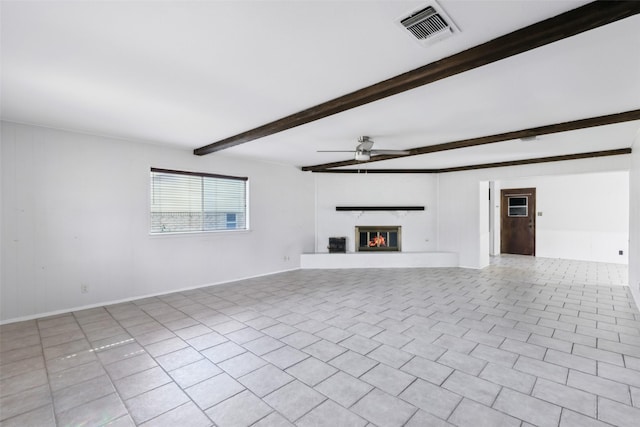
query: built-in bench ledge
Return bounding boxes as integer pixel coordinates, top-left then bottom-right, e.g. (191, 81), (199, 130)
(336, 206), (425, 211)
(300, 252), (459, 269)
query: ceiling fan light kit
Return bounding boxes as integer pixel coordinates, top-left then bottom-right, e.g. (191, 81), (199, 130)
(355, 151), (371, 161)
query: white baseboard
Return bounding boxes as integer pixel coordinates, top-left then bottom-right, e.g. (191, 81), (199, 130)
(0, 268), (300, 325)
(4, 265), (636, 325)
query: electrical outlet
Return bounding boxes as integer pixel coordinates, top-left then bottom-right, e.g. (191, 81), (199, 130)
(81, 284), (89, 294)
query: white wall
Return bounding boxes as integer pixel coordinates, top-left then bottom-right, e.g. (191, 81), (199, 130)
(438, 156), (631, 268)
(1, 122), (315, 322)
(499, 172), (629, 264)
(314, 173), (438, 253)
(629, 131), (640, 305)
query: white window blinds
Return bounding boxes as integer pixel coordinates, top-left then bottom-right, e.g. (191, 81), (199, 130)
(150, 168), (248, 233)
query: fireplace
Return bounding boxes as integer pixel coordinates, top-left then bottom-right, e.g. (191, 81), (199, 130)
(355, 226), (401, 252)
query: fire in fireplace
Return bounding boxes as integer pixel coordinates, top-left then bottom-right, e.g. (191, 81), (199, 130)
(355, 226), (401, 252)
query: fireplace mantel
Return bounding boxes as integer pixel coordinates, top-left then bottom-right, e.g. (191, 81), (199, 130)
(336, 206), (424, 211)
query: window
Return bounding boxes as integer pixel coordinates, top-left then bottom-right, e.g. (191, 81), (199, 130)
(150, 168), (248, 234)
(508, 196), (528, 217)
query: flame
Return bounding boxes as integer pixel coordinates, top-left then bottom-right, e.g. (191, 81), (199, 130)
(369, 235), (386, 247)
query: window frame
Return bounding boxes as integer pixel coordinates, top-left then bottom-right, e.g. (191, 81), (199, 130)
(149, 167), (249, 235)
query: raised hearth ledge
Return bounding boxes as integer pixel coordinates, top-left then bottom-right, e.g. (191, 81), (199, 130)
(300, 252), (458, 269)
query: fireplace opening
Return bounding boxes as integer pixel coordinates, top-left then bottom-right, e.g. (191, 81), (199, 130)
(355, 226), (401, 252)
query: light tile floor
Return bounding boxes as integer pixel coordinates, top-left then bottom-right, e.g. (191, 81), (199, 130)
(1, 255), (639, 426)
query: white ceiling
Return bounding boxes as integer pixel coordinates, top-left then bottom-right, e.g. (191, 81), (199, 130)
(2, 1), (639, 170)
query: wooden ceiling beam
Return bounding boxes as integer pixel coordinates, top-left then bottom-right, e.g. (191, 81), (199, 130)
(308, 148), (632, 174)
(436, 148), (631, 173)
(310, 169), (439, 174)
(301, 109), (640, 171)
(194, 1), (640, 156)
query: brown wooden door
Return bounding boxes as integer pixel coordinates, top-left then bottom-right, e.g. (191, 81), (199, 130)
(501, 188), (536, 256)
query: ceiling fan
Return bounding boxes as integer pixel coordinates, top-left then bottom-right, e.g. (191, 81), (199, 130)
(318, 136), (411, 161)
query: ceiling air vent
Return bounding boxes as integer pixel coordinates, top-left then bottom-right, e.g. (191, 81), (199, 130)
(397, 3), (459, 46)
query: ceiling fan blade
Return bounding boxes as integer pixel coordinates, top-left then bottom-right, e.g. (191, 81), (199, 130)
(370, 149), (411, 155)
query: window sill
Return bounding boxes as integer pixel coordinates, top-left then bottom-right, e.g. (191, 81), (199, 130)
(149, 229), (251, 238)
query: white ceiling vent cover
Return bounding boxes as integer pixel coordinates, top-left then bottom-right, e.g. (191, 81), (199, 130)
(397, 3), (459, 46)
